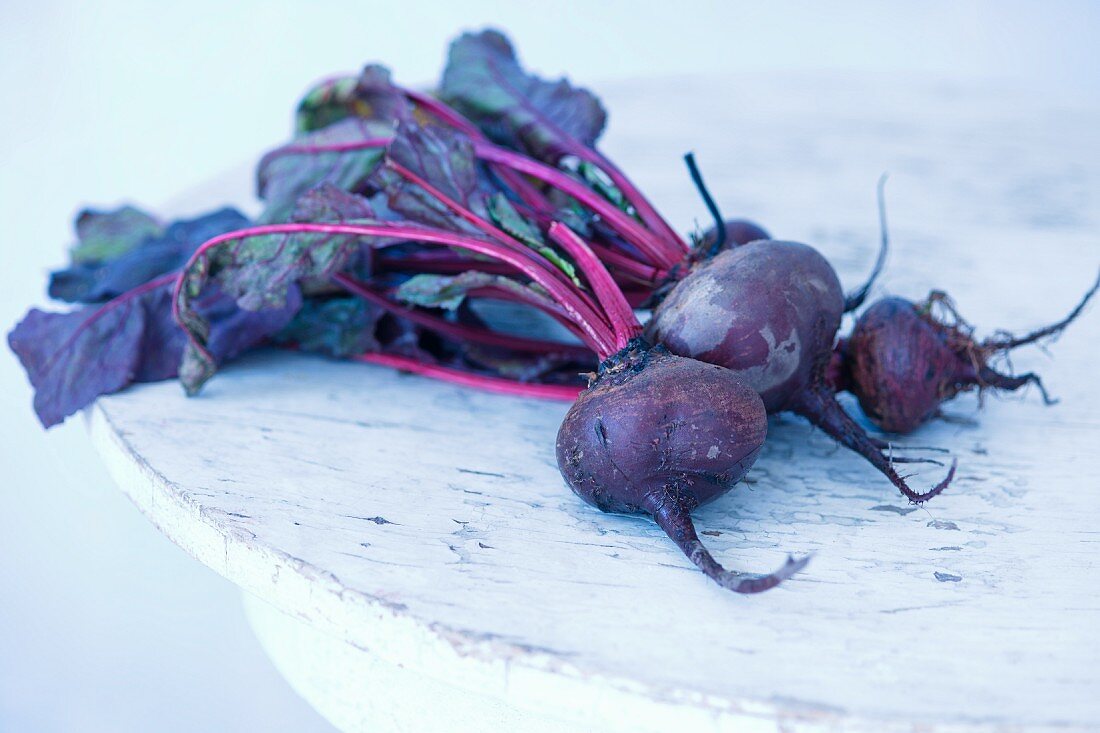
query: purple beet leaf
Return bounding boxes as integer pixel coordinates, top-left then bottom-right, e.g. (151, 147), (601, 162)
(49, 208), (249, 303)
(439, 29), (607, 164)
(256, 117), (392, 224)
(368, 121), (489, 235)
(8, 276), (299, 427)
(69, 205), (165, 264)
(292, 184), (376, 222)
(175, 221), (368, 394)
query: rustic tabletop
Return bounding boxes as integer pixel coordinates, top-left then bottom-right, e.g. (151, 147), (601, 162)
(87, 74), (1100, 732)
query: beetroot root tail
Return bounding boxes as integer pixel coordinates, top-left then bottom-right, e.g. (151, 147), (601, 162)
(982, 269), (1099, 352)
(794, 387), (955, 504)
(843, 173), (890, 313)
(867, 436), (951, 453)
(979, 366), (1058, 405)
(648, 494), (810, 594)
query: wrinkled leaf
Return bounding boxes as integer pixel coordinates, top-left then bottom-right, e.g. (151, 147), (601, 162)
(486, 194), (579, 284)
(8, 279), (298, 427)
(351, 65), (417, 129)
(257, 117), (390, 224)
(368, 121), (489, 237)
(440, 29), (606, 163)
(395, 270), (557, 313)
(291, 184), (401, 280)
(274, 296), (384, 357)
(50, 208), (249, 303)
(578, 161), (630, 213)
(292, 184), (376, 223)
(262, 65), (424, 223)
(70, 206), (164, 263)
(296, 76), (359, 133)
(176, 220), (370, 394)
(296, 65), (413, 134)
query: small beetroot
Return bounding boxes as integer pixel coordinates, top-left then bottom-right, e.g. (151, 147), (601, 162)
(843, 275), (1099, 433)
(700, 219), (772, 253)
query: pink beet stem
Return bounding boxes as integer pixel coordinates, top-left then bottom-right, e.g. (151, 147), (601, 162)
(378, 252), (515, 276)
(549, 222), (641, 351)
(352, 351), (582, 401)
(587, 240), (661, 283)
(459, 284), (592, 344)
(332, 272), (591, 358)
(582, 149), (689, 254)
(176, 222), (619, 360)
(474, 143), (682, 270)
(383, 158), (594, 315)
(255, 135), (680, 274)
(374, 253), (587, 334)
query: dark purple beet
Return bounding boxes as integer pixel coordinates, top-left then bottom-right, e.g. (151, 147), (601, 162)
(845, 297), (956, 433)
(647, 240), (954, 503)
(556, 341), (808, 593)
(701, 218), (771, 252)
(649, 241), (842, 412)
(845, 277), (1099, 433)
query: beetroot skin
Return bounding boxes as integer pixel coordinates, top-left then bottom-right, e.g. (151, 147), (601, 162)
(557, 342), (807, 593)
(701, 219), (771, 252)
(647, 240), (954, 503)
(649, 241), (843, 412)
(845, 297), (962, 432)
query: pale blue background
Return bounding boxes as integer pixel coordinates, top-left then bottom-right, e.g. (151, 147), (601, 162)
(2, 2), (1097, 731)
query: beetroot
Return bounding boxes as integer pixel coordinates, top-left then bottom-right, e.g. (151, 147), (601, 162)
(843, 277), (1099, 433)
(647, 240), (954, 503)
(651, 242), (841, 411)
(557, 340), (808, 593)
(701, 219), (772, 251)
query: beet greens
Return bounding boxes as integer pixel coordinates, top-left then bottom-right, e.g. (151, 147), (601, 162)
(8, 208), (298, 427)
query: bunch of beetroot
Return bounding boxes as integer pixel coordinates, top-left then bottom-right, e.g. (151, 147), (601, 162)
(10, 29), (1096, 595)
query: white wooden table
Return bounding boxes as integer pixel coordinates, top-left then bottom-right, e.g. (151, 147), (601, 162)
(87, 75), (1100, 732)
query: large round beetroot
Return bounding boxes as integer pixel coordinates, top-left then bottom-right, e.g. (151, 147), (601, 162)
(648, 241), (844, 412)
(557, 342), (807, 593)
